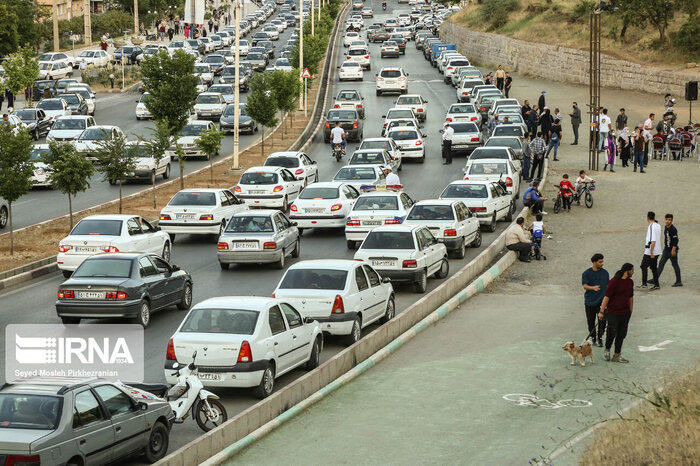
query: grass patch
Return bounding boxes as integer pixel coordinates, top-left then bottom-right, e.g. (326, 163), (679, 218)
(498, 14), (535, 34)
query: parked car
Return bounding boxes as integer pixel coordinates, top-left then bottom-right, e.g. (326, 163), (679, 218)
(37, 61), (72, 80)
(0, 198), (7, 229)
(28, 144), (52, 187)
(77, 49), (110, 67)
(37, 51), (74, 69)
(113, 45), (143, 64)
(439, 180), (514, 232)
(36, 98), (71, 120)
(73, 125), (125, 161)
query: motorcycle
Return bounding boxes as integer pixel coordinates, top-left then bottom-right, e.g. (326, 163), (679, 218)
(382, 1), (387, 10)
(332, 143), (345, 162)
(123, 351), (228, 432)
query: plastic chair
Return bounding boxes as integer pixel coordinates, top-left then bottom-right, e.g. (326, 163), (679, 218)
(651, 135), (666, 160)
(681, 132), (692, 158)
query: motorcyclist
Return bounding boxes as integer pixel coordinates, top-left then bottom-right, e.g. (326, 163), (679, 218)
(382, 1), (387, 9)
(330, 121), (347, 153)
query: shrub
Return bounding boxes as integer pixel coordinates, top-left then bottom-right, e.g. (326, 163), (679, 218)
(673, 18), (700, 57)
(480, 0), (520, 30)
(570, 0), (596, 22)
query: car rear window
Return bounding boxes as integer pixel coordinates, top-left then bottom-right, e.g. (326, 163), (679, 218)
(493, 126), (524, 137)
(350, 151), (385, 164)
(469, 162), (508, 175)
(298, 187), (340, 200)
(196, 94), (220, 104)
(0, 394), (62, 430)
(226, 215), (274, 232)
(397, 96), (420, 105)
(327, 110), (357, 120)
(471, 148), (508, 160)
(407, 205), (454, 221)
(441, 184), (488, 199)
(380, 70), (402, 78)
(449, 104), (476, 114)
(485, 138), (520, 150)
(180, 308), (259, 334)
(74, 258), (133, 278)
(348, 49), (366, 56)
(264, 157), (299, 168)
(451, 123), (479, 133)
(353, 196), (398, 210)
(168, 192), (217, 206)
(387, 109), (413, 119)
(278, 269), (348, 290)
(388, 130), (418, 140)
(335, 167), (377, 180)
(360, 140), (391, 151)
(38, 100), (63, 110)
(71, 219), (122, 236)
(361, 231), (414, 249)
(240, 171), (278, 185)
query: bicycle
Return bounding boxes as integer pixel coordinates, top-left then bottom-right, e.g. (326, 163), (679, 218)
(553, 182), (594, 213)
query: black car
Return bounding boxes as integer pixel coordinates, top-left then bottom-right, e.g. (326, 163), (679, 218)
(202, 54), (226, 75)
(251, 31), (270, 46)
(389, 35), (407, 54)
(219, 65), (249, 91)
(30, 80), (56, 101)
(11, 108), (53, 139)
(54, 78), (80, 95)
(246, 52), (268, 71)
(56, 253), (193, 328)
(323, 108), (363, 143)
(370, 29), (391, 43)
(220, 103), (258, 134)
(187, 39), (206, 55)
(59, 93), (89, 115)
(113, 46), (143, 65)
(258, 41), (275, 59)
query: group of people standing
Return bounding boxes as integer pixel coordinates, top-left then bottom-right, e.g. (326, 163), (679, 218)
(146, 8), (231, 42)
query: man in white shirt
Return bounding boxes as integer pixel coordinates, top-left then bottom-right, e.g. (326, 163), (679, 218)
(598, 108), (611, 151)
(330, 121), (346, 152)
(442, 121), (454, 165)
(640, 211), (662, 290)
(384, 167), (400, 186)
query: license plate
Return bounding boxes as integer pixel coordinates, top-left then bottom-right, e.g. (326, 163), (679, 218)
(197, 373), (222, 381)
(371, 260), (396, 267)
(74, 247), (98, 253)
(363, 220), (381, 226)
(386, 80), (396, 84)
(176, 213), (196, 219)
(233, 242), (257, 249)
(452, 144), (467, 149)
(77, 291), (106, 299)
(249, 190), (266, 194)
(305, 208), (325, 214)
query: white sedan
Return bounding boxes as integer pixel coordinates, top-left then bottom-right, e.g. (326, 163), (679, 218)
(125, 141), (171, 184)
(358, 137), (402, 161)
(273, 260), (395, 345)
(57, 214), (171, 278)
(332, 165), (387, 190)
(36, 98), (71, 120)
(440, 180), (514, 232)
(444, 102), (482, 125)
(194, 92), (227, 120)
(159, 188), (247, 241)
(339, 61), (364, 81)
(165, 296), (323, 398)
(77, 49), (111, 68)
(463, 158), (521, 199)
(263, 151), (319, 186)
(234, 166), (304, 210)
(289, 182), (360, 232)
(73, 125), (125, 161)
(386, 127), (425, 162)
(167, 120), (217, 160)
(135, 92), (153, 120)
(354, 224), (448, 293)
(343, 32), (361, 47)
(345, 189), (416, 249)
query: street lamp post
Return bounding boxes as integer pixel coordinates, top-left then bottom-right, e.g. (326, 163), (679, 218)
(134, 0), (139, 35)
(52, 0), (59, 52)
(232, 0), (241, 170)
(298, 2), (304, 111)
(311, 0), (314, 36)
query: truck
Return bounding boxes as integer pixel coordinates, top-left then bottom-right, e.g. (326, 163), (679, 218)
(430, 43), (457, 67)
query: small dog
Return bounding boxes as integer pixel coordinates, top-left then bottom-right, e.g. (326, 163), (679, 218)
(562, 340), (594, 366)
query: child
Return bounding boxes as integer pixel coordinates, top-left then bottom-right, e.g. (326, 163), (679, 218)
(559, 174), (575, 212)
(530, 213), (545, 257)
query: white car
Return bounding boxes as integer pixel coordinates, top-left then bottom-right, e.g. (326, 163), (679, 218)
(234, 166), (304, 210)
(445, 102), (482, 125)
(397, 13), (412, 26)
(332, 165), (387, 190)
(135, 92), (153, 120)
(348, 148), (401, 173)
(469, 146), (522, 176)
(73, 125), (125, 160)
(457, 78), (486, 103)
(206, 84), (236, 104)
(65, 84), (96, 115)
(263, 151), (318, 186)
(38, 52), (74, 69)
(273, 259), (395, 345)
(36, 98), (71, 120)
(358, 137), (402, 161)
(346, 46), (371, 70)
(394, 94), (428, 122)
(289, 182), (360, 232)
(386, 127), (425, 162)
(383, 117), (421, 137)
(238, 40), (250, 56)
(0, 198), (7, 229)
(165, 296), (322, 398)
(77, 49), (111, 68)
(489, 99), (521, 118)
(345, 189), (416, 248)
(194, 92), (227, 120)
(403, 199), (481, 258)
(381, 107), (419, 134)
(263, 25), (280, 40)
(393, 27), (412, 41)
(444, 56), (471, 83)
(37, 61), (72, 80)
(464, 158), (521, 199)
(338, 61), (364, 81)
(125, 140), (171, 184)
(362, 6), (373, 17)
(29, 144), (51, 187)
(57, 214), (171, 277)
(440, 180), (514, 232)
(46, 115), (96, 142)
(376, 67), (408, 96)
(354, 225), (449, 293)
(333, 89), (366, 119)
(167, 120), (217, 160)
(159, 188), (247, 240)
(194, 63), (214, 85)
(343, 32), (360, 47)
(167, 40), (192, 56)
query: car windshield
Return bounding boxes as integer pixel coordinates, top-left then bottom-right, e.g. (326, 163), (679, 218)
(407, 205), (454, 220)
(397, 96), (420, 105)
(180, 308), (259, 334)
(225, 215), (274, 232)
(0, 394), (62, 430)
(204, 56), (224, 64)
(264, 157), (298, 168)
(179, 125), (206, 136)
(70, 89), (91, 99)
(486, 138), (520, 150)
(79, 128), (111, 140)
(240, 172), (278, 184)
(469, 162), (508, 175)
(337, 92), (359, 101)
(168, 191), (217, 206)
(56, 80), (76, 90)
(335, 167), (376, 180)
(222, 66), (236, 75)
(38, 63), (53, 70)
(278, 269), (348, 290)
(348, 49), (366, 56)
(79, 51), (95, 57)
(441, 184), (488, 199)
(388, 130), (418, 140)
(13, 110), (37, 120)
(210, 85), (232, 94)
(387, 110), (413, 119)
(387, 120), (415, 130)
(30, 147), (50, 161)
(298, 187), (340, 200)
(53, 119), (86, 130)
(71, 219), (122, 236)
(61, 94), (80, 105)
(197, 94), (220, 104)
(493, 126), (523, 137)
(194, 65), (210, 73)
(380, 70), (402, 78)
(361, 231), (414, 249)
(360, 140), (391, 151)
(471, 148), (509, 159)
(247, 53), (264, 60)
(39, 54), (54, 61)
(342, 62), (360, 68)
(74, 258), (133, 278)
(353, 196), (398, 210)
(170, 41), (184, 48)
(350, 151), (385, 164)
(451, 122), (479, 133)
(38, 100), (63, 110)
(449, 104), (476, 114)
(327, 110), (357, 120)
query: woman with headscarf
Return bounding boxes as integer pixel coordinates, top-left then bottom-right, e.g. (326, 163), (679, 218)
(618, 127), (631, 167)
(540, 107), (553, 144)
(604, 130), (617, 172)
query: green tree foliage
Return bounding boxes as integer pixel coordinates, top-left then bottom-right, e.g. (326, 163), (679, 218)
(480, 0), (520, 30)
(44, 142), (94, 230)
(246, 73), (279, 156)
(673, 18), (700, 57)
(55, 10), (139, 48)
(140, 50), (198, 189)
(196, 126), (224, 184)
(3, 45), (39, 107)
(0, 124), (34, 255)
(0, 0), (45, 56)
(291, 5), (337, 75)
(139, 119), (172, 208)
(93, 132), (137, 214)
(268, 70), (302, 134)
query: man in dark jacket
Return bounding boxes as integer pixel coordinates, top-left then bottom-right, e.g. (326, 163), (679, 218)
(654, 213), (681, 287)
(537, 91), (546, 114)
(527, 105), (539, 138)
(569, 102), (581, 145)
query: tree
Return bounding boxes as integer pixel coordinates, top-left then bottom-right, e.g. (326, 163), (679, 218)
(3, 45), (39, 107)
(44, 142), (94, 230)
(624, 0), (673, 43)
(93, 132), (137, 214)
(246, 74), (279, 156)
(269, 70), (302, 136)
(139, 119), (172, 209)
(0, 0), (45, 56)
(140, 50), (199, 190)
(196, 126), (224, 184)
(0, 124), (34, 255)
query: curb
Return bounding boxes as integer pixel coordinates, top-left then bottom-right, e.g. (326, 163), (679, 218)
(201, 250), (518, 465)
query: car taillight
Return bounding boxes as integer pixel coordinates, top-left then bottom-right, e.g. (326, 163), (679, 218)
(58, 290), (74, 299)
(199, 214), (214, 221)
(217, 242), (229, 250)
(364, 55), (369, 59)
(58, 245), (72, 253)
(471, 137), (480, 142)
(402, 259), (417, 268)
(263, 241), (277, 249)
(471, 116), (477, 121)
(294, 169), (305, 176)
(101, 246), (119, 253)
(506, 176), (513, 187)
(3, 455), (40, 466)
(347, 56), (351, 59)
(273, 185), (284, 192)
(291, 204), (300, 213)
(381, 48), (386, 51)
(480, 107), (486, 111)
(462, 91), (468, 95)
(340, 68), (345, 72)
(377, 77), (384, 81)
(333, 104), (340, 108)
(447, 66), (453, 70)
(444, 229), (457, 237)
(166, 338), (176, 360)
(356, 104), (363, 109)
(234, 185), (241, 192)
(445, 118), (452, 122)
(331, 294), (345, 314)
(237, 340), (252, 362)
(324, 121), (330, 129)
(159, 214), (172, 220)
(398, 77), (406, 81)
(105, 291), (128, 299)
(385, 218), (401, 224)
(346, 219), (360, 226)
(415, 140), (423, 146)
(471, 207), (486, 212)
(352, 121), (358, 129)
(417, 108), (423, 112)
(331, 204), (342, 211)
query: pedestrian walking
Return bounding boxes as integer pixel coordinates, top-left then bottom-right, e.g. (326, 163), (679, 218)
(616, 108), (627, 131)
(618, 127), (631, 167)
(537, 91), (546, 114)
(505, 217), (532, 262)
(527, 105), (539, 140)
(521, 132), (532, 182)
(545, 118), (562, 160)
(495, 65), (506, 91)
(655, 214), (682, 287)
(582, 253), (609, 347)
(159, 23), (166, 40)
(639, 211), (661, 290)
(441, 121), (454, 165)
(208, 18), (214, 32)
(598, 108), (611, 151)
(569, 102), (581, 145)
(632, 125), (646, 173)
(504, 72), (512, 98)
(184, 24), (190, 39)
(598, 263), (634, 363)
(643, 113), (654, 161)
(540, 108), (553, 144)
(603, 131), (617, 172)
(168, 27), (174, 41)
(529, 132), (546, 180)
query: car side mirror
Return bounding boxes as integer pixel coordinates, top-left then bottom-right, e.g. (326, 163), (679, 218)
(138, 401), (148, 411)
(171, 264), (180, 272)
(382, 277), (391, 284)
(291, 222), (298, 226)
(304, 317), (315, 324)
(312, 160), (317, 164)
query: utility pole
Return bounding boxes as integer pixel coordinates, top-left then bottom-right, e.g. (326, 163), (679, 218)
(318, 0), (321, 23)
(52, 0), (59, 52)
(311, 0), (314, 36)
(83, 0), (92, 45)
(231, 0), (241, 170)
(134, 0), (139, 35)
(298, 2), (304, 111)
(588, 10), (601, 171)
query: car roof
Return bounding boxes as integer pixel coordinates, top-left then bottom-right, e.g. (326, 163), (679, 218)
(268, 151), (304, 158)
(174, 188), (224, 193)
(413, 199), (459, 206)
(447, 180), (490, 186)
(370, 224), (419, 233)
(358, 190), (402, 198)
(79, 214), (140, 221)
(287, 259), (361, 271)
(244, 165), (285, 173)
(55, 115), (92, 120)
(192, 296), (277, 311)
(1, 377), (104, 395)
(87, 125), (119, 130)
(187, 120), (213, 126)
(232, 209), (279, 217)
(468, 157), (513, 166)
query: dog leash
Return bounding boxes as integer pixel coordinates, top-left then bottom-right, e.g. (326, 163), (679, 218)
(584, 320), (601, 342)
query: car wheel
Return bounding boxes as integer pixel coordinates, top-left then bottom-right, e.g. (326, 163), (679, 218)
(253, 363), (275, 399)
(108, 178), (117, 186)
(282, 196), (288, 212)
(177, 282), (193, 310)
(134, 300), (151, 328)
(149, 170), (156, 185)
(274, 250), (285, 269)
(306, 336), (321, 370)
(414, 270), (428, 293)
(298, 228), (304, 236)
(376, 90), (381, 96)
(453, 239), (466, 259)
(346, 239), (356, 249)
(62, 270), (72, 279)
(344, 316), (362, 346)
(470, 229), (482, 248)
(163, 163), (170, 179)
(486, 213), (497, 232)
(0, 206), (8, 229)
(61, 317), (80, 324)
(161, 242), (171, 262)
(505, 202), (514, 222)
(380, 296), (395, 323)
(194, 398), (227, 431)
(435, 258), (449, 279)
(292, 239), (301, 258)
(143, 421), (169, 463)
(168, 233), (176, 244)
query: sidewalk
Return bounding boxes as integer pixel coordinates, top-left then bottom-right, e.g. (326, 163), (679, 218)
(226, 73), (700, 464)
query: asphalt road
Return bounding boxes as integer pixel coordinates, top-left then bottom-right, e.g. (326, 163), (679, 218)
(0, 2), (522, 460)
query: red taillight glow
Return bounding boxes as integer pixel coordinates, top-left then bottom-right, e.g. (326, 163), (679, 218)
(324, 121), (330, 129)
(445, 118), (452, 122)
(340, 68), (345, 72)
(199, 214), (214, 221)
(58, 245), (72, 253)
(417, 108), (423, 112)
(415, 140), (423, 146)
(331, 294), (345, 314)
(471, 116), (477, 121)
(471, 207), (486, 212)
(217, 242), (229, 250)
(356, 104), (362, 109)
(364, 55), (369, 59)
(234, 186), (241, 192)
(4, 455), (40, 466)
(506, 176), (513, 187)
(334, 104), (340, 108)
(462, 92), (468, 95)
(352, 121), (358, 129)
(166, 338), (176, 361)
(105, 291), (128, 299)
(273, 185), (284, 192)
(402, 259), (417, 268)
(101, 246), (119, 253)
(263, 242), (277, 249)
(295, 168), (304, 175)
(384, 218), (401, 224)
(159, 214), (172, 220)
(346, 219), (360, 226)
(331, 204), (342, 211)
(58, 290), (74, 299)
(480, 107), (486, 111)
(290, 204), (298, 212)
(471, 137), (480, 142)
(237, 341), (252, 362)
(444, 229), (457, 237)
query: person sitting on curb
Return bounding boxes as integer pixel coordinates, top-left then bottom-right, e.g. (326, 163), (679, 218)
(506, 217), (532, 263)
(523, 181), (546, 215)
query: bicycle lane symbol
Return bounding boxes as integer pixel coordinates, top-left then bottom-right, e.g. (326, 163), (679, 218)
(503, 394), (593, 409)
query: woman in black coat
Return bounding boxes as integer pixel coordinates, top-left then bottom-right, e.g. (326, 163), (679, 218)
(540, 108), (553, 143)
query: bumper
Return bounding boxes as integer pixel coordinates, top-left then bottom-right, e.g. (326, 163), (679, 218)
(168, 147), (203, 158)
(442, 237), (462, 250)
(289, 214), (346, 228)
(397, 147), (424, 158)
(128, 168), (155, 179)
(160, 221), (221, 235)
(340, 72), (363, 79)
(56, 299), (142, 318)
(236, 194), (284, 208)
(345, 229), (372, 242)
(450, 143), (480, 155)
(220, 122), (256, 133)
(380, 51), (400, 57)
(135, 111), (152, 119)
(196, 112), (223, 120)
(218, 248), (283, 264)
(314, 311), (358, 335)
(474, 212), (493, 224)
(377, 84), (407, 93)
(373, 268), (422, 282)
(57, 253), (91, 271)
(323, 129), (361, 142)
(164, 359), (266, 387)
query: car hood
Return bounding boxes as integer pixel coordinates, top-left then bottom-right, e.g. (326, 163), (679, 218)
(177, 136), (199, 145)
(0, 428), (54, 452)
(48, 129), (83, 138)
